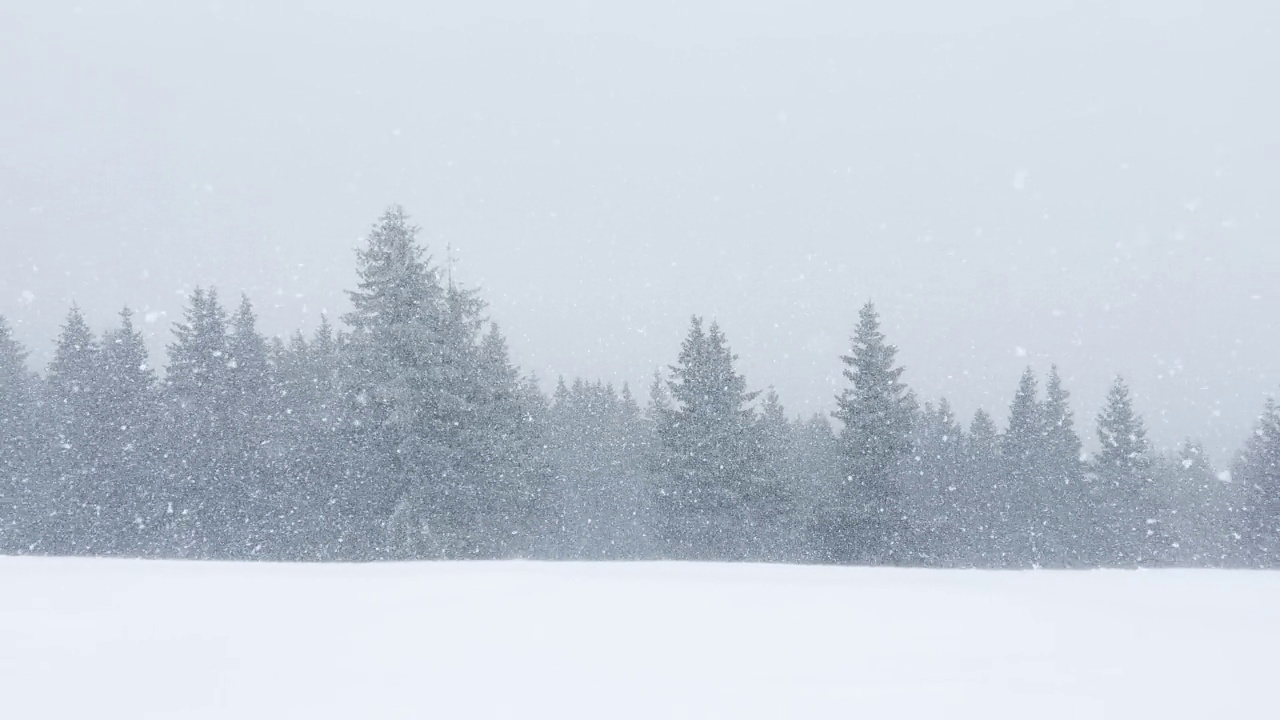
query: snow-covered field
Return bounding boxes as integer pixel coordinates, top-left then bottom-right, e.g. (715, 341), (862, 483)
(1, 558), (1276, 719)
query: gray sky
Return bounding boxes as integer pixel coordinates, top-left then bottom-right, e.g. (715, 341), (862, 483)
(1, 0), (1277, 462)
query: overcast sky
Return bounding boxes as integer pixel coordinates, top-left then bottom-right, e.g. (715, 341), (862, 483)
(1, 0), (1277, 461)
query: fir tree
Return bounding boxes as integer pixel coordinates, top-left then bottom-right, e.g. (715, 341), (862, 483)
(1093, 376), (1154, 565)
(227, 296), (272, 409)
(1155, 439), (1241, 566)
(963, 409), (1002, 566)
(752, 388), (795, 561)
(453, 320), (553, 558)
(909, 399), (965, 566)
(161, 287), (234, 557)
(275, 315), (351, 560)
(1042, 367), (1083, 484)
(1040, 366), (1087, 566)
(788, 413), (841, 563)
(223, 295), (280, 557)
(654, 317), (763, 560)
(0, 315), (39, 553)
(44, 305), (106, 554)
(829, 302), (916, 565)
(344, 207), (547, 559)
(341, 206), (450, 558)
(1235, 398), (1280, 565)
(97, 307), (160, 555)
(999, 367), (1043, 567)
(547, 377), (656, 560)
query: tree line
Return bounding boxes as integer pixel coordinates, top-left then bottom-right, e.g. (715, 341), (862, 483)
(2, 205), (1278, 566)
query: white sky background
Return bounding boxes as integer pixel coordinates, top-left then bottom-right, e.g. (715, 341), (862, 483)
(1, 0), (1276, 461)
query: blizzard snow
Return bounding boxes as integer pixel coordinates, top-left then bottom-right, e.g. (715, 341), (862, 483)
(1, 558), (1276, 718)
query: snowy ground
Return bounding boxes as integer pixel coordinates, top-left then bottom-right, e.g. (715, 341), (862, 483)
(2, 558), (1277, 719)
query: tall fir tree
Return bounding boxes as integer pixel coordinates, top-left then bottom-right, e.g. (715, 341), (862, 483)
(223, 295), (280, 557)
(342, 206), (451, 558)
(1234, 398), (1280, 566)
(828, 302), (916, 565)
(344, 207), (546, 559)
(0, 315), (40, 553)
(97, 307), (160, 555)
(450, 318), (553, 558)
(161, 286), (234, 557)
(753, 388), (796, 561)
(999, 367), (1044, 567)
(1040, 366), (1087, 566)
(44, 305), (104, 554)
(1092, 376), (1155, 565)
(276, 314), (353, 559)
(1153, 439), (1243, 566)
(654, 317), (764, 560)
(547, 378), (657, 560)
(962, 409), (1002, 566)
(788, 413), (841, 563)
(908, 399), (966, 566)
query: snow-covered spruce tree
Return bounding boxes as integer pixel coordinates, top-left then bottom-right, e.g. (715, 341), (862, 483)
(268, 314), (353, 560)
(42, 305), (104, 554)
(227, 296), (273, 409)
(787, 413), (841, 563)
(547, 377), (611, 558)
(753, 388), (796, 561)
(1167, 440), (1224, 565)
(0, 314), (41, 554)
(1039, 366), (1088, 566)
(438, 315), (554, 559)
(305, 314), (365, 558)
(828, 302), (916, 566)
(95, 307), (161, 556)
(263, 329), (316, 558)
(221, 295), (282, 558)
(340, 206), (452, 558)
(160, 286), (235, 557)
(1234, 398), (1280, 566)
(907, 398), (966, 567)
(998, 367), (1044, 567)
(344, 206), (548, 559)
(1092, 376), (1157, 566)
(654, 316), (766, 561)
(961, 409), (1002, 567)
(547, 378), (657, 560)
(614, 382), (659, 558)
(1149, 439), (1243, 567)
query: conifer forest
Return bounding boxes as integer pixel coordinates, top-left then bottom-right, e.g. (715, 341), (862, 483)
(2, 206), (1277, 568)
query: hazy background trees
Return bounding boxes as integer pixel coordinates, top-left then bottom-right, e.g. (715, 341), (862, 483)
(2, 206), (1277, 568)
